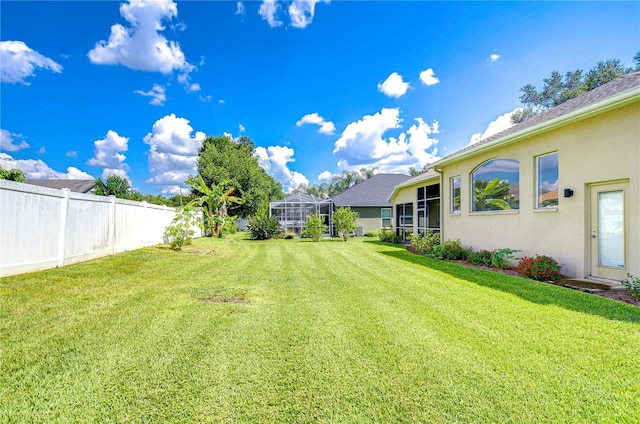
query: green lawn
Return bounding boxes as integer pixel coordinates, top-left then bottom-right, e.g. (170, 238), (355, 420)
(1, 234), (639, 423)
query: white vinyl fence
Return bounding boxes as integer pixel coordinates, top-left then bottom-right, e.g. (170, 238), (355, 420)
(0, 180), (192, 278)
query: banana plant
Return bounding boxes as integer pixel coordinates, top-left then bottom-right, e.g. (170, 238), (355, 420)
(186, 176), (244, 237)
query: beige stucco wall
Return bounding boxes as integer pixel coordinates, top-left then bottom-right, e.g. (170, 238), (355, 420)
(439, 102), (639, 278)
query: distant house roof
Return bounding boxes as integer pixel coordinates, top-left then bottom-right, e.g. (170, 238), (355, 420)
(430, 71), (640, 168)
(332, 173), (411, 207)
(24, 179), (95, 193)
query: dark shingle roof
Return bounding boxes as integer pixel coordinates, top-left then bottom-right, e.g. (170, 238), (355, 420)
(434, 71), (640, 166)
(24, 179), (95, 193)
(331, 173), (411, 207)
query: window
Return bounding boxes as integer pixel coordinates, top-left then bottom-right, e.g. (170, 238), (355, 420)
(471, 158), (519, 212)
(381, 208), (392, 229)
(536, 152), (558, 208)
(417, 184), (440, 233)
(451, 177), (461, 213)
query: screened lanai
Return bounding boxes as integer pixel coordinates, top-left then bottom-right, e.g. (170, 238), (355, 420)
(270, 192), (333, 235)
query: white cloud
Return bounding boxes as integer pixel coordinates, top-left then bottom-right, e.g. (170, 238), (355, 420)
(296, 112), (336, 135)
(219, 99), (225, 104)
(239, 124), (246, 133)
(88, 130), (130, 179)
(259, 0), (328, 28)
(187, 83), (201, 92)
(488, 54), (500, 63)
(0, 40), (62, 85)
(0, 129), (29, 152)
(38, 146), (46, 154)
(143, 114), (205, 194)
(65, 151), (78, 158)
(198, 94), (212, 102)
(317, 170), (333, 181)
(377, 72), (410, 98)
(468, 108), (519, 146)
(419, 68), (439, 86)
(254, 145), (309, 192)
(259, 0), (283, 27)
(236, 1), (245, 16)
(289, 0), (326, 29)
(0, 152), (92, 180)
(135, 84), (166, 106)
(88, 0), (195, 85)
(333, 108), (440, 173)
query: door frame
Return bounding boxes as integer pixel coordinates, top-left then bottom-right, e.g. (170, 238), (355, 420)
(587, 180), (629, 281)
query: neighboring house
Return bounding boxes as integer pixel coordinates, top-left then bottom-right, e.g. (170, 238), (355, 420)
(24, 179), (95, 194)
(395, 71), (639, 280)
(332, 173), (411, 235)
(387, 170), (440, 241)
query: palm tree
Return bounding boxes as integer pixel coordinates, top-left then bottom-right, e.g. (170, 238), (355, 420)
(186, 176), (244, 237)
(473, 178), (512, 211)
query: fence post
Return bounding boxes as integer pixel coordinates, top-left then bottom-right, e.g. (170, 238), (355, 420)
(57, 189), (70, 267)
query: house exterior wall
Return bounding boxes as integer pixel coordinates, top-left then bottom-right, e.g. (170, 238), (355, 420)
(439, 103), (639, 278)
(349, 207), (387, 234)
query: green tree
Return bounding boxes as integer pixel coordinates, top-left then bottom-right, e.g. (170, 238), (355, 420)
(303, 211), (327, 242)
(195, 135), (284, 217)
(333, 207), (359, 241)
(0, 167), (25, 182)
(186, 176), (244, 238)
(94, 174), (131, 199)
(512, 57), (635, 124)
(473, 178), (512, 211)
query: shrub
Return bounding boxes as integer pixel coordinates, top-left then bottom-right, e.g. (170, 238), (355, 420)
(467, 250), (492, 266)
(303, 211), (327, 242)
(379, 229), (402, 244)
(621, 273), (640, 298)
(429, 239), (469, 260)
(247, 213), (282, 240)
(517, 255), (562, 281)
(282, 231), (296, 240)
(490, 248), (520, 269)
(410, 230), (441, 255)
(221, 216), (238, 235)
(364, 230), (380, 237)
(163, 206), (200, 250)
(333, 207), (359, 241)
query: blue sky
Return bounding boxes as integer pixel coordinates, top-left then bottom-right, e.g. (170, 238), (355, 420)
(1, 1), (638, 194)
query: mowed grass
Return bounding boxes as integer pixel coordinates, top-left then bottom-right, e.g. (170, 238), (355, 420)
(1, 235), (639, 423)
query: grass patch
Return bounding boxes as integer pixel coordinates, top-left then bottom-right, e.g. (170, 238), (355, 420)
(1, 234), (639, 422)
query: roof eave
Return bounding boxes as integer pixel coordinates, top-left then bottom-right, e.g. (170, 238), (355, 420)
(430, 86), (640, 169)
(387, 173), (440, 202)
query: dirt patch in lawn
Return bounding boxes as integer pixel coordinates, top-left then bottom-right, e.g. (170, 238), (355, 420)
(406, 247), (639, 307)
(200, 297), (250, 305)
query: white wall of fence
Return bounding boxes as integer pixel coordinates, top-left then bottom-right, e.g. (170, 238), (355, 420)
(0, 180), (184, 278)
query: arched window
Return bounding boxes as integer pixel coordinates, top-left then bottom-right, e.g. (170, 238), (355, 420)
(471, 158), (519, 212)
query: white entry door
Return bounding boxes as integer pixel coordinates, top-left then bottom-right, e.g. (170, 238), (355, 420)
(589, 182), (628, 280)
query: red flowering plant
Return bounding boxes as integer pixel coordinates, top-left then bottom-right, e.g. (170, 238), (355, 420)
(516, 255), (562, 281)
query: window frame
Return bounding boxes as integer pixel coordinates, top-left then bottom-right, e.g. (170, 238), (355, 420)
(381, 207), (392, 229)
(470, 158), (520, 213)
(450, 176), (461, 214)
(535, 152), (559, 210)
